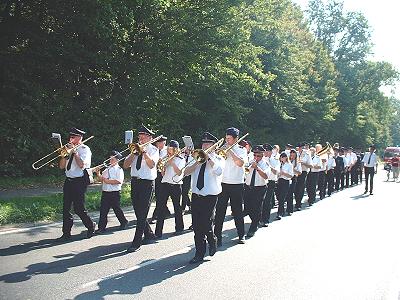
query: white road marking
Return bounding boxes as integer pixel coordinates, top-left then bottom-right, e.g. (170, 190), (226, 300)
(80, 246), (192, 289)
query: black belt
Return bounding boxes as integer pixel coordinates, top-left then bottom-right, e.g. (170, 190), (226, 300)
(131, 177), (152, 182)
(66, 176), (84, 181)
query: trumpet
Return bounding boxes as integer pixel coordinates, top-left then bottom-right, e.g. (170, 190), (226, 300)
(120, 135), (164, 156)
(216, 133), (249, 159)
(157, 147), (187, 173)
(85, 155), (127, 184)
(317, 142), (333, 156)
(244, 159), (256, 175)
(173, 138), (224, 182)
(32, 136), (94, 170)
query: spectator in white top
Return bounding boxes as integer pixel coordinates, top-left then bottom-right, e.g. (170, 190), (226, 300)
(306, 147), (323, 206)
(95, 150), (128, 233)
(285, 150), (302, 215)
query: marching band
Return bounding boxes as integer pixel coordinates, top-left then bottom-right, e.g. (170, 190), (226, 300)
(33, 125), (377, 263)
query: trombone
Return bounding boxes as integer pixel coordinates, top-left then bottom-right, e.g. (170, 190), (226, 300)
(120, 135), (164, 156)
(173, 138), (225, 182)
(157, 147), (187, 173)
(32, 136), (94, 170)
(215, 133), (249, 159)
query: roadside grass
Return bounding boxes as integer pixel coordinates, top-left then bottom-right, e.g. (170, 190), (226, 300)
(0, 185), (132, 225)
(0, 175), (65, 190)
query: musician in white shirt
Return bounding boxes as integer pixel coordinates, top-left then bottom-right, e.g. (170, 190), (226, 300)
(348, 147), (358, 186)
(276, 152), (294, 219)
(124, 125), (160, 253)
(58, 127), (95, 240)
(243, 145), (270, 237)
(343, 148), (351, 188)
(362, 144), (378, 195)
(260, 143), (280, 226)
(306, 147), (323, 206)
(326, 153), (336, 196)
(155, 140), (186, 237)
(315, 144), (328, 200)
(214, 127), (247, 246)
(95, 150), (128, 233)
(285, 150), (302, 215)
(294, 142), (312, 211)
(184, 132), (225, 264)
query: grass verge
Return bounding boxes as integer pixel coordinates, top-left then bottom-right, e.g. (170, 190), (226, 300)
(0, 175), (65, 190)
(0, 185), (132, 225)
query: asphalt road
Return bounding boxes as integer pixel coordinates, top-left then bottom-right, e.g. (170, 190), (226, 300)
(1, 171), (399, 300)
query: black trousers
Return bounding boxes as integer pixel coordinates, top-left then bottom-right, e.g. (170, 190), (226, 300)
(181, 175), (191, 210)
(285, 176), (297, 213)
(359, 167), (363, 183)
(318, 171), (326, 199)
(351, 167), (358, 185)
(326, 170), (335, 196)
(155, 183), (184, 235)
(345, 170), (350, 188)
(244, 185), (266, 233)
(62, 177), (94, 234)
(261, 180), (276, 223)
(98, 191), (127, 230)
(130, 178), (155, 247)
(214, 183), (245, 239)
(364, 167), (375, 193)
(306, 172), (319, 204)
(334, 172), (341, 191)
(151, 172), (165, 219)
(276, 178), (290, 216)
(294, 171), (307, 209)
(192, 193), (217, 258)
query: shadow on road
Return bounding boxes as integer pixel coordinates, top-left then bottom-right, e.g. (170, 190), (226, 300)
(0, 242), (131, 283)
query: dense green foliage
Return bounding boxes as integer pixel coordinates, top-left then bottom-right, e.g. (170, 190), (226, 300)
(1, 0), (398, 177)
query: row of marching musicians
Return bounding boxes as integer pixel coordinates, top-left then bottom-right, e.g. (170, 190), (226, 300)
(53, 125), (378, 265)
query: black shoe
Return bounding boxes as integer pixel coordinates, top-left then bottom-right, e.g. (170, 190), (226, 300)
(57, 233), (71, 241)
(119, 221), (128, 230)
(295, 207), (301, 211)
(189, 256), (204, 264)
(87, 223), (96, 238)
(275, 216), (281, 221)
(95, 228), (106, 234)
(155, 232), (162, 239)
(286, 212), (292, 216)
(217, 237), (222, 247)
(363, 190), (368, 194)
(209, 238), (217, 256)
(238, 236), (245, 244)
(188, 225), (193, 230)
(149, 218), (156, 225)
(143, 233), (156, 243)
(126, 244), (141, 253)
(246, 231), (255, 238)
(370, 191), (373, 195)
(259, 221), (268, 228)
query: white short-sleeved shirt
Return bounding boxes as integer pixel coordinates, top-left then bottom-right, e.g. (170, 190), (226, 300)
(264, 156), (280, 181)
(327, 157), (336, 170)
(129, 144), (159, 180)
(343, 155), (351, 168)
(291, 160), (302, 175)
(161, 156), (186, 184)
(362, 152), (378, 167)
(245, 159), (270, 187)
(65, 144), (91, 178)
(310, 155), (323, 173)
(299, 151), (312, 172)
(102, 164), (124, 192)
(191, 154), (225, 196)
(279, 161), (294, 180)
(222, 145), (247, 184)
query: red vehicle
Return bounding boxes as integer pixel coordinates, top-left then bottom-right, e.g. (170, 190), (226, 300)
(383, 146), (400, 169)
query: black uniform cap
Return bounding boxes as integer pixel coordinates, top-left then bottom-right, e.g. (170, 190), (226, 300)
(138, 124), (155, 136)
(201, 132), (218, 143)
(252, 145), (265, 153)
(69, 127), (85, 137)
